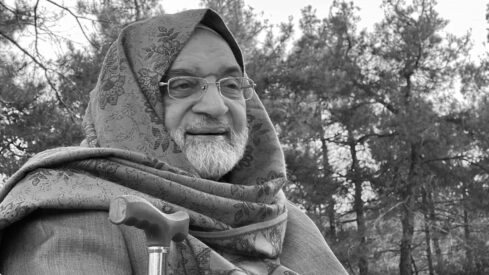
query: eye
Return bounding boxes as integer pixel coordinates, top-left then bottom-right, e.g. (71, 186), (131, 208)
(167, 77), (203, 99)
(221, 77), (241, 90)
(169, 78), (199, 91)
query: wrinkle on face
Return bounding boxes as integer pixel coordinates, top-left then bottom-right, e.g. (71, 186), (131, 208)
(163, 28), (248, 179)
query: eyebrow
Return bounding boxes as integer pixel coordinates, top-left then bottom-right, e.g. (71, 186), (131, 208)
(165, 66), (243, 80)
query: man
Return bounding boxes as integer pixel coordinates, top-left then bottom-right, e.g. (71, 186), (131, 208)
(0, 9), (347, 274)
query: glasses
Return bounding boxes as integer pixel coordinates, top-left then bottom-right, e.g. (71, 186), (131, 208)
(159, 76), (255, 101)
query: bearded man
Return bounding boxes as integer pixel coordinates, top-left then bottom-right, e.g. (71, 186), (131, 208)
(0, 9), (347, 275)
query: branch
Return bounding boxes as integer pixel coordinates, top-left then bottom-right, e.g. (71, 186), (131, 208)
(357, 131), (398, 144)
(339, 218), (357, 224)
(464, 158), (489, 174)
(33, 0), (40, 55)
(43, 70), (76, 122)
(0, 2), (16, 14)
(373, 200), (405, 233)
(423, 154), (465, 164)
(374, 248), (399, 256)
(0, 30), (50, 73)
(45, 0), (99, 49)
(324, 130), (398, 146)
(0, 30), (76, 121)
(424, 154), (489, 174)
(351, 78), (399, 114)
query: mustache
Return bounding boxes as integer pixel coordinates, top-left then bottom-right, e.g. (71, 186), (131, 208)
(184, 117), (231, 131)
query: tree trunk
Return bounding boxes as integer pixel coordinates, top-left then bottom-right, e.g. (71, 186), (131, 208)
(428, 190), (443, 273)
(354, 179), (368, 275)
(423, 221), (434, 275)
(321, 137), (337, 239)
(462, 185), (473, 272)
(133, 0), (141, 20)
(422, 188), (434, 275)
(463, 208), (473, 272)
(432, 231), (443, 274)
(400, 191), (415, 275)
(348, 130), (368, 275)
(411, 255), (418, 275)
(327, 197), (337, 239)
(400, 144), (418, 275)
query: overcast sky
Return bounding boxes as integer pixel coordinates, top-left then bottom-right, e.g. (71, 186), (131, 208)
(164, 0), (488, 57)
(5, 0), (486, 59)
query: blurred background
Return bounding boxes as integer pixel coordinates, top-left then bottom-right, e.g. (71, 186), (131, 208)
(1, 0), (489, 274)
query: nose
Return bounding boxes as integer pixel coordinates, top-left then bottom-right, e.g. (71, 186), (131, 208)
(191, 82), (229, 117)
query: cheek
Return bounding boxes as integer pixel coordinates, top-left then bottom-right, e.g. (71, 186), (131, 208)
(229, 102), (247, 132)
(164, 101), (187, 133)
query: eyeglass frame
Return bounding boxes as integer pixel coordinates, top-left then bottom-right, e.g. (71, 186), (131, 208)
(158, 76), (256, 101)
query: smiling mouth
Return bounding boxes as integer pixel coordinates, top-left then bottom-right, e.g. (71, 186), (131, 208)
(185, 127), (230, 137)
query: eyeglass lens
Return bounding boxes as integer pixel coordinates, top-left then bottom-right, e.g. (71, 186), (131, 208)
(167, 77), (253, 100)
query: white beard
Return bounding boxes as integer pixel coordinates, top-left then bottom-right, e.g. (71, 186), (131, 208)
(170, 121), (248, 180)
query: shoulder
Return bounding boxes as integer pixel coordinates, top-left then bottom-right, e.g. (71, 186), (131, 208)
(281, 201), (348, 275)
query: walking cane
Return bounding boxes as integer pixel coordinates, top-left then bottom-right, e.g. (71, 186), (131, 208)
(109, 195), (190, 275)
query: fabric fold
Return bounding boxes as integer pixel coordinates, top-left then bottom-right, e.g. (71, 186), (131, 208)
(0, 147), (296, 274)
(0, 8), (302, 275)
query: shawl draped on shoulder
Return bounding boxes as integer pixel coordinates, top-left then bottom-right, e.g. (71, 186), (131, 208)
(0, 9), (341, 275)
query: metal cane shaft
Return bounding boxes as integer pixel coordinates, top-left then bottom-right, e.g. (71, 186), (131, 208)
(148, 246), (169, 275)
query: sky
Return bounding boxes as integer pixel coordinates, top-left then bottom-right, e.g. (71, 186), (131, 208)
(163, 0), (488, 57)
(3, 0), (487, 65)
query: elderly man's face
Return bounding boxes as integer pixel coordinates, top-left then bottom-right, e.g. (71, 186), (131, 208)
(164, 28), (248, 179)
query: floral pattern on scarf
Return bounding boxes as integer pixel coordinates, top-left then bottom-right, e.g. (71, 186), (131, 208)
(0, 9), (297, 275)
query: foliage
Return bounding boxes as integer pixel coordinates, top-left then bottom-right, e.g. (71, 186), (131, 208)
(1, 1), (489, 274)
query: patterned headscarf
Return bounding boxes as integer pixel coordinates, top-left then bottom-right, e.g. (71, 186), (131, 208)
(0, 9), (298, 274)
(82, 8), (286, 185)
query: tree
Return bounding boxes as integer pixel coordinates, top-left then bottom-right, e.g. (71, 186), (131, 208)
(4, 1), (489, 273)
(360, 0), (475, 274)
(199, 0), (270, 59)
(0, 0), (162, 180)
(0, 0), (86, 178)
(268, 3), (376, 273)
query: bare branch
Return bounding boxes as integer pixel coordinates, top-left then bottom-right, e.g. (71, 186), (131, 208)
(45, 0), (99, 49)
(340, 218), (358, 224)
(463, 158), (489, 174)
(0, 30), (50, 73)
(0, 30), (77, 121)
(423, 154), (489, 174)
(33, 0), (40, 55)
(0, 2), (16, 14)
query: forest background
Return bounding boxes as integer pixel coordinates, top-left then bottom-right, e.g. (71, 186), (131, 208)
(2, 0), (489, 274)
